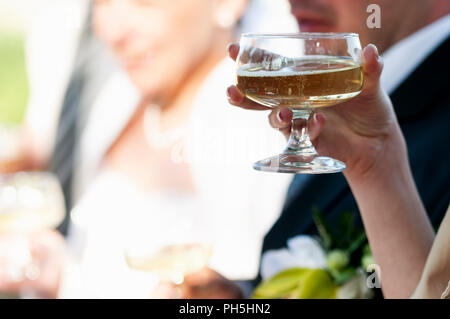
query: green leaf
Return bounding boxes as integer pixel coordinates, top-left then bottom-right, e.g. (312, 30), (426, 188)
(330, 267), (357, 285)
(362, 243), (372, 256)
(347, 231), (367, 254)
(361, 255), (375, 271)
(252, 268), (309, 299)
(327, 250), (350, 271)
(252, 268), (337, 299)
(339, 212), (354, 235)
(289, 269), (337, 299)
(336, 212), (355, 248)
(312, 207), (333, 250)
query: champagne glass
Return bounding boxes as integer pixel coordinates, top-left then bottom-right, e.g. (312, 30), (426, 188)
(0, 173), (65, 232)
(123, 205), (212, 297)
(236, 33), (364, 173)
(0, 172), (66, 298)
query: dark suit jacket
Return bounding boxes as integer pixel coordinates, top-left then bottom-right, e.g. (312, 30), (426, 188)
(257, 36), (450, 284)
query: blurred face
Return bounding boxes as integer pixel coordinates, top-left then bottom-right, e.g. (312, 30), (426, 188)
(289, 0), (430, 53)
(93, 0), (217, 97)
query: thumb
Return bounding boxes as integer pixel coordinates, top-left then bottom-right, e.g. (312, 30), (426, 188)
(361, 44), (383, 94)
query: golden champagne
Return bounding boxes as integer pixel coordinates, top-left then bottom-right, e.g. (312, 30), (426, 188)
(0, 173), (65, 233)
(0, 207), (64, 233)
(125, 243), (212, 283)
(237, 58), (364, 109)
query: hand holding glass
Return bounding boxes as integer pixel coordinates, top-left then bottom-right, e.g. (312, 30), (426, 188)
(236, 33), (364, 173)
(0, 172), (65, 298)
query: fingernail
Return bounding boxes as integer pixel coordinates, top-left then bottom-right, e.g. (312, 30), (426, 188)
(277, 110), (286, 123)
(313, 113), (319, 122)
(369, 43), (379, 56)
(276, 110), (283, 123)
(278, 108), (292, 122)
(364, 43), (379, 61)
(227, 86), (243, 103)
(226, 43), (233, 52)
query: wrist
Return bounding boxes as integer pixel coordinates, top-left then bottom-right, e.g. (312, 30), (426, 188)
(344, 122), (409, 186)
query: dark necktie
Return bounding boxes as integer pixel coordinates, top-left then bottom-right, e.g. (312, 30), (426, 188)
(49, 16), (92, 235)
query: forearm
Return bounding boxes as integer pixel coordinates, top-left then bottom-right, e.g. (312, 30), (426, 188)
(345, 127), (435, 298)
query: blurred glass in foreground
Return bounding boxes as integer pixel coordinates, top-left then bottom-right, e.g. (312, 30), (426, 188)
(123, 205), (213, 297)
(0, 172), (66, 298)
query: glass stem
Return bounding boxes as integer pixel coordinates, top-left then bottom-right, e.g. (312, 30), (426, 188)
(283, 109), (318, 158)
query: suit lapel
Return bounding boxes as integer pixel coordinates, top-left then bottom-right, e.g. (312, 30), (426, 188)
(264, 173), (350, 251)
(391, 36), (450, 122)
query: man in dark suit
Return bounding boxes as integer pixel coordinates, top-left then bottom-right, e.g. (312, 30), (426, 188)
(260, 0), (450, 277)
(163, 0), (449, 299)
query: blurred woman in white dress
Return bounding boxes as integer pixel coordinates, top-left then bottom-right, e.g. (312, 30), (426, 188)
(60, 0), (298, 298)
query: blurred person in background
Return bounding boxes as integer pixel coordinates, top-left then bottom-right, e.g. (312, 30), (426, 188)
(0, 0), (83, 298)
(172, 0), (450, 298)
(56, 0), (298, 298)
(2, 0), (114, 229)
(24, 0), (116, 235)
(1, 0), (298, 298)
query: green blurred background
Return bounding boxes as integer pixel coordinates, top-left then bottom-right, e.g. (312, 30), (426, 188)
(0, 30), (29, 125)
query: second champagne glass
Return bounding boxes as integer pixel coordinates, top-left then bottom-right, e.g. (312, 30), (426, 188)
(123, 207), (212, 297)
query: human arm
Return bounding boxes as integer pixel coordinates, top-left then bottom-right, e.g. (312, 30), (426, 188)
(227, 43), (435, 298)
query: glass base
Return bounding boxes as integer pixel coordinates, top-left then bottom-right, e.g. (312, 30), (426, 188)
(253, 154), (346, 174)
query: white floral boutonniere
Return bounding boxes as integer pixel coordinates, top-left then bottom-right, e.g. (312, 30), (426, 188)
(253, 209), (376, 299)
